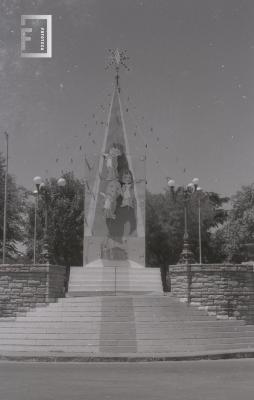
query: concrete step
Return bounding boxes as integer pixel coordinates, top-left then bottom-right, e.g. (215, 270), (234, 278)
(37, 301), (186, 307)
(68, 286), (162, 291)
(0, 342), (253, 353)
(12, 310), (222, 320)
(24, 311), (215, 318)
(11, 318), (223, 324)
(0, 321), (248, 332)
(68, 273), (161, 277)
(70, 282), (161, 286)
(66, 291), (161, 297)
(73, 277), (161, 281)
(56, 295), (166, 302)
(69, 274), (161, 279)
(67, 287), (162, 290)
(70, 267), (160, 273)
(35, 305), (235, 315)
(67, 292), (163, 297)
(68, 278), (161, 283)
(24, 309), (220, 318)
(0, 345), (134, 353)
(1, 329), (254, 340)
(69, 275), (162, 279)
(1, 337), (254, 346)
(69, 273), (161, 277)
(68, 281), (162, 286)
(0, 319), (247, 328)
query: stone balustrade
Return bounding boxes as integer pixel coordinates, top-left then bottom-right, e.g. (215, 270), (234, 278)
(169, 264), (254, 323)
(0, 264), (67, 318)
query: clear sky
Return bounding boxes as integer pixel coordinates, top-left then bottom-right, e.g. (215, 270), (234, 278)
(0, 0), (254, 197)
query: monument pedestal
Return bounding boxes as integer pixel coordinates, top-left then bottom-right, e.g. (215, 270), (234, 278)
(84, 236), (145, 268)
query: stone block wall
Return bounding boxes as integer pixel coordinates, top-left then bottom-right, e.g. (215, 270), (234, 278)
(0, 264), (67, 318)
(169, 264), (254, 323)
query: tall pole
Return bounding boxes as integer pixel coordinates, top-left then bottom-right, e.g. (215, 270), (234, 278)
(198, 197), (202, 264)
(43, 203), (49, 264)
(178, 187), (196, 264)
(83, 179), (86, 266)
(2, 132), (8, 264)
(183, 203), (188, 240)
(33, 190), (39, 264)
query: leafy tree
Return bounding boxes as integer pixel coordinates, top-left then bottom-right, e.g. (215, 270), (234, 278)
(25, 172), (84, 266)
(213, 184), (254, 262)
(0, 152), (28, 260)
(146, 187), (228, 268)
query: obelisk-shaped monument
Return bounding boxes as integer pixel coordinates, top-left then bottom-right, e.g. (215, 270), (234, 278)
(83, 51), (146, 267)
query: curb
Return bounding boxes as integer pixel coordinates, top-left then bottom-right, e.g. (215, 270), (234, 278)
(1, 350), (254, 362)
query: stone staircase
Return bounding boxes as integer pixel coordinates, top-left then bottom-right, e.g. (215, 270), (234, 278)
(1, 294), (254, 355)
(68, 266), (163, 296)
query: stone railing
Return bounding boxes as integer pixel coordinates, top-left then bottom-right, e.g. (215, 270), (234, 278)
(169, 264), (254, 323)
(0, 264), (67, 318)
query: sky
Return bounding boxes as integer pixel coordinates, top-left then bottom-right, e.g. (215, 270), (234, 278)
(0, 0), (254, 197)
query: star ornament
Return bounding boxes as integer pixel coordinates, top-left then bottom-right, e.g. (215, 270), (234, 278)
(114, 48), (121, 65)
(105, 48), (130, 72)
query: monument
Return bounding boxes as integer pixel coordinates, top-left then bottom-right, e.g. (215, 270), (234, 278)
(83, 49), (146, 268)
(68, 50), (162, 294)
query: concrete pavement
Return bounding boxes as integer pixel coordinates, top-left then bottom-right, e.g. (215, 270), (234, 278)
(0, 360), (254, 400)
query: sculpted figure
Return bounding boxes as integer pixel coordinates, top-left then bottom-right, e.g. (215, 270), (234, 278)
(103, 143), (122, 180)
(121, 170), (135, 208)
(100, 180), (122, 219)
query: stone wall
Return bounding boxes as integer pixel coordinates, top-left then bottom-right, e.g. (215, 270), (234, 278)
(0, 264), (67, 318)
(169, 264), (254, 323)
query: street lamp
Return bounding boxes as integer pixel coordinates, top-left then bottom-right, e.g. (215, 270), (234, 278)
(191, 177), (204, 264)
(168, 178), (197, 264)
(32, 176), (66, 264)
(42, 177), (66, 263)
(57, 177), (66, 187)
(192, 177), (199, 190)
(33, 176), (42, 264)
(196, 185), (203, 265)
(2, 132), (8, 264)
(168, 179), (175, 201)
(168, 179), (175, 189)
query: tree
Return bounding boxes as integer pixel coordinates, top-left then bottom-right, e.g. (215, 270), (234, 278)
(0, 152), (28, 260)
(213, 184), (254, 262)
(25, 172), (84, 266)
(146, 187), (228, 268)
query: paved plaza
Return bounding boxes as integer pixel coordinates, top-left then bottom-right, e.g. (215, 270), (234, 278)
(0, 360), (254, 400)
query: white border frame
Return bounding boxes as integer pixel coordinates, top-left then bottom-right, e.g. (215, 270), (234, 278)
(21, 15), (52, 58)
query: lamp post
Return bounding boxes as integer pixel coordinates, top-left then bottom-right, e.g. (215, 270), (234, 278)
(2, 132), (8, 264)
(196, 185), (203, 264)
(32, 176), (66, 264)
(195, 184), (210, 265)
(168, 178), (198, 264)
(42, 177), (66, 263)
(82, 178), (87, 267)
(33, 176), (42, 264)
(39, 181), (50, 263)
